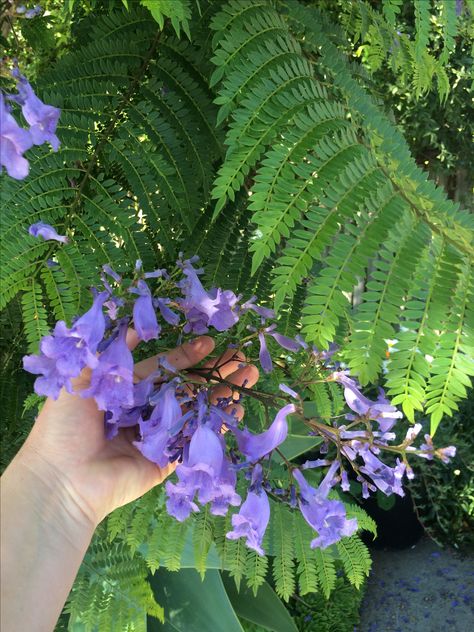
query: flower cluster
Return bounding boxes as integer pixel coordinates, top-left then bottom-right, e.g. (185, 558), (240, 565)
(23, 248), (456, 556)
(1, 64), (60, 179)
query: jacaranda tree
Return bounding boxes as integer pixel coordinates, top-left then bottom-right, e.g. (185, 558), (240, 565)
(1, 1), (472, 630)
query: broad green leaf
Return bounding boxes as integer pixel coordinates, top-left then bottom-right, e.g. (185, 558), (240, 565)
(222, 574), (299, 632)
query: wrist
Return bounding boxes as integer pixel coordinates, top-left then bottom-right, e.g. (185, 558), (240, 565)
(6, 444), (97, 545)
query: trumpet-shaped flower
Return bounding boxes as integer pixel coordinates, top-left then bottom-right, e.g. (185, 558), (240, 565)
(132, 280), (160, 341)
(80, 323), (134, 414)
(234, 403), (295, 461)
(293, 466), (357, 549)
(23, 291), (108, 398)
(226, 489), (270, 555)
(12, 73), (61, 150)
(29, 221), (68, 243)
(0, 93), (33, 179)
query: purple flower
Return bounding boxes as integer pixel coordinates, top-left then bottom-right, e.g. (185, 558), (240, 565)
(155, 298), (180, 326)
(28, 221), (68, 243)
(23, 291), (108, 398)
(209, 458), (241, 516)
(102, 264), (121, 283)
(417, 434), (434, 459)
(358, 448), (405, 497)
(104, 297), (123, 320)
(279, 383), (298, 399)
(25, 4), (42, 18)
(234, 403), (295, 461)
(241, 297), (275, 320)
(131, 280), (160, 342)
(11, 72), (60, 150)
(80, 323), (134, 413)
(331, 371), (402, 432)
(179, 260), (239, 332)
(255, 325), (300, 373)
(166, 424), (227, 521)
(134, 381), (182, 466)
(144, 268), (169, 279)
(268, 329), (300, 353)
(226, 489), (270, 555)
(258, 331), (273, 373)
(436, 446), (456, 463)
(293, 466), (357, 549)
(177, 425), (224, 503)
(165, 484), (199, 522)
(0, 93), (33, 179)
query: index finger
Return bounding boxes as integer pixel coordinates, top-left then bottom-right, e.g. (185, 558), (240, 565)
(133, 336), (215, 380)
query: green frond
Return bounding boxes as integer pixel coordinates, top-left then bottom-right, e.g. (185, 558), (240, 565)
(65, 537), (163, 631)
(336, 536), (372, 589)
(160, 518), (190, 572)
(439, 0), (458, 63)
(312, 548), (336, 600)
(21, 279), (50, 353)
(270, 147), (382, 308)
(193, 505), (214, 578)
(141, 0), (192, 39)
(294, 514), (318, 595)
(301, 186), (404, 347)
(347, 217), (432, 385)
(425, 260), (473, 433)
(271, 502), (295, 601)
(244, 548), (269, 596)
(386, 240), (465, 424)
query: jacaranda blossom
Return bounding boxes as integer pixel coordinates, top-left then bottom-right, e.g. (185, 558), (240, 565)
(293, 465), (357, 549)
(80, 322), (134, 414)
(332, 371), (402, 432)
(131, 280), (160, 342)
(0, 93), (33, 179)
(166, 424), (231, 521)
(134, 381), (183, 466)
(358, 448), (406, 497)
(209, 457), (241, 517)
(23, 290), (108, 398)
(179, 260), (239, 332)
(226, 489), (270, 555)
(234, 403), (295, 461)
(255, 324), (300, 373)
(12, 72), (61, 151)
(28, 222), (68, 243)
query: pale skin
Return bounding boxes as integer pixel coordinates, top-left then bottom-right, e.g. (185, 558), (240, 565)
(0, 332), (259, 632)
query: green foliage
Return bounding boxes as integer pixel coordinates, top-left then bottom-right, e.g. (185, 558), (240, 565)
(64, 533), (163, 631)
(1, 2), (472, 629)
(141, 0), (192, 39)
(409, 394), (474, 550)
(1, 1), (472, 432)
(288, 576), (366, 632)
(338, 0), (471, 100)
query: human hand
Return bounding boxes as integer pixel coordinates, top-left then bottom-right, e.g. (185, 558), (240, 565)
(15, 333), (259, 530)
